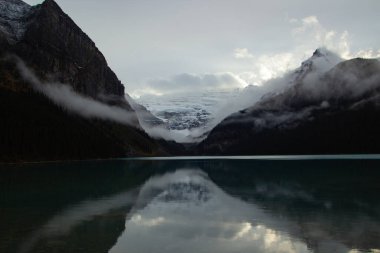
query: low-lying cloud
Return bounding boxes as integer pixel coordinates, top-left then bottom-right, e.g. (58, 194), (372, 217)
(13, 57), (140, 128)
(219, 57), (380, 131)
(12, 56), (205, 143)
(302, 60), (380, 101)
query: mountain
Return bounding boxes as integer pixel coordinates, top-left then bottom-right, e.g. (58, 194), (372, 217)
(0, 0), (169, 162)
(2, 0), (379, 160)
(1, 0), (127, 101)
(197, 49), (380, 155)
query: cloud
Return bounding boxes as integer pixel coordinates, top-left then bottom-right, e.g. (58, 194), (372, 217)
(233, 48), (254, 59)
(13, 56), (140, 128)
(355, 49), (380, 59)
(139, 126), (199, 143)
(133, 72), (248, 97)
(291, 15), (350, 58)
(232, 15), (380, 88)
(291, 15), (380, 60)
(301, 59), (380, 101)
(233, 49), (299, 86)
(130, 15), (379, 100)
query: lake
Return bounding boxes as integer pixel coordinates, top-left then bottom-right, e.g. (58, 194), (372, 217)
(1, 157), (380, 253)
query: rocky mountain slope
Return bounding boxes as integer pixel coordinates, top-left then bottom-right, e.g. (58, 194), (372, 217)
(197, 49), (380, 155)
(1, 0), (126, 100)
(0, 0), (169, 162)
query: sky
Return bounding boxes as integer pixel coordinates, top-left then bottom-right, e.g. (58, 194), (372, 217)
(23, 0), (380, 98)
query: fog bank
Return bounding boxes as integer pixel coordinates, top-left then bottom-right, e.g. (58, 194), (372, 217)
(13, 57), (141, 128)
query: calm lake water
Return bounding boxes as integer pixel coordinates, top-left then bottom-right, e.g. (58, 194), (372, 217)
(1, 157), (380, 253)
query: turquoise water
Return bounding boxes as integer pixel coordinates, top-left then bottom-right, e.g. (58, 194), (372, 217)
(1, 157), (380, 253)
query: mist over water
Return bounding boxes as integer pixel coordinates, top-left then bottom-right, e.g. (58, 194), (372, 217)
(1, 158), (379, 253)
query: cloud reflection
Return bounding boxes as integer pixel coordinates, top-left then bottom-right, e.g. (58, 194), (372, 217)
(109, 169), (313, 253)
(17, 167), (380, 253)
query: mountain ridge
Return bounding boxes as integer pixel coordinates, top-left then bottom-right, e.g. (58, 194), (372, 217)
(197, 51), (380, 155)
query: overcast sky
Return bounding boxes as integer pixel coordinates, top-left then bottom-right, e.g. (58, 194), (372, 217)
(24, 0), (380, 97)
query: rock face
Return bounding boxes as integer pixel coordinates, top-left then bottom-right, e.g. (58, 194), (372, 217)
(197, 50), (380, 155)
(0, 0), (31, 44)
(0, 0), (170, 162)
(1, 0), (126, 102)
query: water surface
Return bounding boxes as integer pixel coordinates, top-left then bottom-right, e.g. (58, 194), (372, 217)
(1, 158), (380, 253)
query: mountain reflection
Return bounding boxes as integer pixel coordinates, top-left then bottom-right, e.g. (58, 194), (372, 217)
(19, 189), (138, 253)
(2, 159), (379, 253)
(110, 169), (311, 253)
(109, 167), (380, 253)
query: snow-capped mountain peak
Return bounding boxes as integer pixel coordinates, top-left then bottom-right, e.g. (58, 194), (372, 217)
(299, 48), (342, 74)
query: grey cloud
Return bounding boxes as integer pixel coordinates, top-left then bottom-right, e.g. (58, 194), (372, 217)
(13, 56), (140, 128)
(302, 59), (380, 101)
(143, 72), (247, 96)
